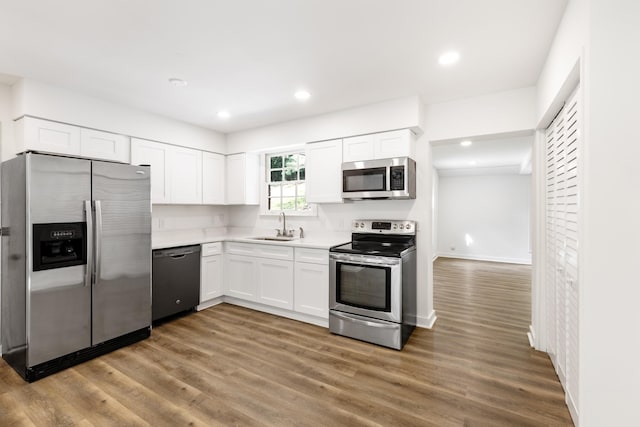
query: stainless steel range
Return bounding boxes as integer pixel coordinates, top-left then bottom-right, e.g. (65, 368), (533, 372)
(329, 220), (416, 350)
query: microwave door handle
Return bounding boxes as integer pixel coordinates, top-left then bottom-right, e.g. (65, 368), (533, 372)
(84, 200), (93, 287)
(94, 200), (103, 286)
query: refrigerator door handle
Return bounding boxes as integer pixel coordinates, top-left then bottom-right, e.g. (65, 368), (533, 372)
(95, 200), (103, 286)
(84, 200), (93, 287)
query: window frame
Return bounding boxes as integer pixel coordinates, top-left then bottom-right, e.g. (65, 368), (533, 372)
(260, 149), (317, 217)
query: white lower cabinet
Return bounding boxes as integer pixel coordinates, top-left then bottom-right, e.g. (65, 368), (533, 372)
(200, 243), (223, 303)
(257, 258), (294, 309)
(294, 248), (329, 319)
(222, 243), (329, 322)
(224, 242), (294, 310)
(224, 254), (258, 300)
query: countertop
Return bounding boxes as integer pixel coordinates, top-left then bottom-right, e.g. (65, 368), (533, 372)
(152, 228), (350, 251)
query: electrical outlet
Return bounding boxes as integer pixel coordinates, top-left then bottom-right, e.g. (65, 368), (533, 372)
(450, 246), (456, 251)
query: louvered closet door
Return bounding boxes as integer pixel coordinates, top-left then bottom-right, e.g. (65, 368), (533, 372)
(564, 89), (580, 412)
(544, 86), (580, 421)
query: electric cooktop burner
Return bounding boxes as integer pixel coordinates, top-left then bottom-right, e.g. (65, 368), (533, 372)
(330, 220), (416, 258)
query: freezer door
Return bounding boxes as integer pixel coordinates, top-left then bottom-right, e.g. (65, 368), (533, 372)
(91, 161), (151, 344)
(28, 154), (92, 366)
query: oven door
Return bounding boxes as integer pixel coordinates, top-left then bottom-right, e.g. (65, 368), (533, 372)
(329, 252), (402, 323)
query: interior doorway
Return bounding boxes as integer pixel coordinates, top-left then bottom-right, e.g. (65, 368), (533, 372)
(430, 132), (534, 342)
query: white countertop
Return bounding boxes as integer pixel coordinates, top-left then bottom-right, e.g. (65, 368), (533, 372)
(152, 228), (350, 251)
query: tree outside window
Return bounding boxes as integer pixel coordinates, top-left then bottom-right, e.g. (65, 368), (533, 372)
(267, 152), (309, 212)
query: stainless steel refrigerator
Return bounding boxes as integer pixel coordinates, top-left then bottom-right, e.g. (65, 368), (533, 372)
(1, 152), (152, 381)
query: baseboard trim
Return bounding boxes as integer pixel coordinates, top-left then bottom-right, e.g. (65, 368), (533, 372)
(222, 296), (329, 328)
(567, 391), (579, 426)
(437, 253), (532, 265)
(197, 297), (224, 311)
(417, 310), (437, 329)
(527, 324), (536, 348)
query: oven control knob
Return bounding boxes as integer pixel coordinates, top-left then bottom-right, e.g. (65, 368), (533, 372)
(360, 222), (364, 228)
(393, 224), (398, 229)
(354, 223), (359, 228)
(406, 223), (411, 230)
(400, 224), (404, 229)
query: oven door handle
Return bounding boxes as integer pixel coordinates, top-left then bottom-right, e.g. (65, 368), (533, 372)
(331, 311), (398, 329)
(330, 253), (401, 266)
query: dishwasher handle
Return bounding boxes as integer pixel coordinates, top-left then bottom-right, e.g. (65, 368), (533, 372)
(153, 245), (201, 258)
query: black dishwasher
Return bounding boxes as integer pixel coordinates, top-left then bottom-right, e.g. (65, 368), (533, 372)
(152, 245), (200, 321)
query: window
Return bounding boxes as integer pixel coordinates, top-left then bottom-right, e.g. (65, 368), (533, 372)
(266, 151), (310, 213)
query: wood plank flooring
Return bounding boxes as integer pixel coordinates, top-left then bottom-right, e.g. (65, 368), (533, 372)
(0, 257), (573, 426)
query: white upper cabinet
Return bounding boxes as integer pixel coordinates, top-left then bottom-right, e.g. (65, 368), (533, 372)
(342, 134), (374, 162)
(80, 128), (130, 163)
(131, 138), (171, 203)
(225, 152), (259, 205)
(305, 139), (343, 203)
(15, 117), (130, 162)
(342, 129), (415, 162)
(170, 145), (202, 204)
(131, 139), (203, 204)
(16, 117), (80, 156)
(202, 151), (225, 205)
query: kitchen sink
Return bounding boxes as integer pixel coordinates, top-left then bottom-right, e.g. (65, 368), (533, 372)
(247, 236), (298, 242)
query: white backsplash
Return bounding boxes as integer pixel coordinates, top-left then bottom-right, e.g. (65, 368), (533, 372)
(152, 205), (227, 232)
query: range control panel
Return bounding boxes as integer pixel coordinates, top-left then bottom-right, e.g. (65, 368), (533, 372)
(351, 220), (416, 235)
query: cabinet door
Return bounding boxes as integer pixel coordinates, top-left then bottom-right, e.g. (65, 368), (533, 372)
(294, 262), (329, 318)
(305, 139), (343, 203)
(225, 254), (257, 300)
(170, 146), (202, 204)
(225, 153), (259, 205)
(374, 129), (414, 159)
(225, 153), (246, 205)
(342, 134), (375, 162)
(80, 128), (130, 163)
(21, 117), (81, 156)
(200, 255), (223, 302)
(131, 138), (170, 204)
(257, 258), (294, 310)
(202, 151), (225, 205)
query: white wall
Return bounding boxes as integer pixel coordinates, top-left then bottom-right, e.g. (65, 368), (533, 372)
(580, 0), (640, 425)
(436, 174), (531, 264)
(535, 0), (640, 424)
(536, 0), (588, 125)
(0, 83), (12, 161)
(432, 168), (438, 259)
(11, 79), (226, 153)
(226, 96), (424, 152)
(425, 87), (536, 142)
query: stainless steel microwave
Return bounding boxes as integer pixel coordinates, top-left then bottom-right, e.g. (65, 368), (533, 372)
(342, 157), (416, 200)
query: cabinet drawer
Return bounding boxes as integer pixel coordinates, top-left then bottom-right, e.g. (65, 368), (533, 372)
(202, 242), (222, 257)
(225, 242), (255, 256)
(255, 245), (294, 261)
(295, 248), (328, 265)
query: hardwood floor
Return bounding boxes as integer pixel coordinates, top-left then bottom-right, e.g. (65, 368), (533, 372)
(0, 257), (573, 426)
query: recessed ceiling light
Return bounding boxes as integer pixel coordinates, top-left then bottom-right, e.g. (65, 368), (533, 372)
(460, 140), (472, 147)
(168, 78), (188, 87)
(294, 90), (311, 101)
(468, 160), (477, 166)
(438, 51), (460, 66)
(217, 110), (231, 119)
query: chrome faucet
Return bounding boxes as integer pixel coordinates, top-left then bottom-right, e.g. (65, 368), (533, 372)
(278, 211), (287, 237)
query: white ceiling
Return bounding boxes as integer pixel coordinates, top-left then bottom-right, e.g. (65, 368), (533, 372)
(0, 0), (567, 133)
(432, 133), (533, 176)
